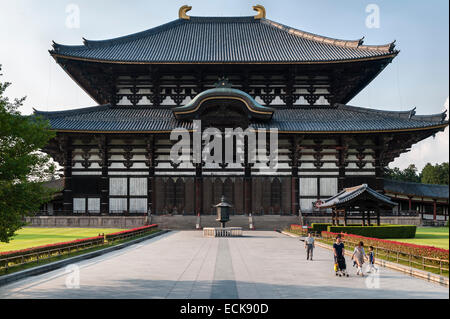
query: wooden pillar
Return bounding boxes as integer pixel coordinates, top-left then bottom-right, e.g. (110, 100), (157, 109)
(146, 136), (155, 216)
(362, 210), (366, 226)
(336, 209), (340, 226)
(244, 176), (252, 215)
(367, 209), (371, 226)
(99, 135), (109, 215)
(332, 208), (336, 226)
(344, 209), (347, 226)
(244, 136), (252, 215)
(291, 177), (298, 215)
(377, 208), (381, 226)
(420, 199), (424, 220)
(62, 136), (73, 213)
(433, 200), (437, 221)
(374, 138), (384, 192)
(195, 163), (203, 216)
(290, 137), (300, 216)
(408, 196), (412, 212)
(337, 137), (348, 191)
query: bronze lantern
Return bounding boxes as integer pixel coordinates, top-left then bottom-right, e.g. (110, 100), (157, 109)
(215, 195), (232, 228)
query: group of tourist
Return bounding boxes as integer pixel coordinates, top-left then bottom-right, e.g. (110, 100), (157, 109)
(303, 233), (377, 277)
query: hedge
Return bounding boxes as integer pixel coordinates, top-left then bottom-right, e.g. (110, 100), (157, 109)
(327, 225), (416, 239)
(311, 223), (365, 233)
(310, 223), (332, 232)
(105, 224), (158, 241)
(322, 231), (449, 260)
(0, 236), (104, 260)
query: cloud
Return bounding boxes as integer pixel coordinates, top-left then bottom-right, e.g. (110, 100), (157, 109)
(390, 97), (449, 170)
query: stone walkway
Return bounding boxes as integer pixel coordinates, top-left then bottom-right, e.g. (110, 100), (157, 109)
(0, 231), (448, 299)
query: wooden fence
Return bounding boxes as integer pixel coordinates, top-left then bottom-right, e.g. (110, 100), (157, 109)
(320, 234), (449, 276)
(289, 226), (449, 276)
(0, 225), (158, 274)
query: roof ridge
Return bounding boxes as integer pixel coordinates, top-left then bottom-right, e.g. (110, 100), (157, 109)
(53, 19), (187, 51)
(51, 16), (397, 54)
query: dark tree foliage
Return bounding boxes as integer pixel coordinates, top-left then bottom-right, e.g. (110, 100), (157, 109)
(385, 163), (449, 185)
(384, 164), (421, 183)
(0, 65), (56, 243)
(421, 162), (449, 185)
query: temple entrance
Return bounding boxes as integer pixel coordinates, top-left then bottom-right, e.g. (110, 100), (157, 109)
(152, 176), (292, 215)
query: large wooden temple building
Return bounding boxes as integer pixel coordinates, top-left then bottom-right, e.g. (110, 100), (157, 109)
(36, 5), (448, 222)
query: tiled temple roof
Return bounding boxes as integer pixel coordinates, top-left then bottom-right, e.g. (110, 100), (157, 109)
(50, 16), (397, 64)
(34, 103), (448, 133)
(384, 180), (449, 200)
(317, 184), (398, 209)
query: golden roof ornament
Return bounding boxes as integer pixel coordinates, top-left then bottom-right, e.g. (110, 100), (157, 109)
(253, 5), (266, 19)
(179, 5), (192, 20)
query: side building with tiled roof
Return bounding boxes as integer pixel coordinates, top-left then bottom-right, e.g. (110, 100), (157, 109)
(384, 180), (449, 224)
(34, 6), (448, 227)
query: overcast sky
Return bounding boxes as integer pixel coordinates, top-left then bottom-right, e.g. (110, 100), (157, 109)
(0, 0), (448, 170)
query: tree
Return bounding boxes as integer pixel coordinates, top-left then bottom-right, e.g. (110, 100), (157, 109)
(402, 164), (421, 183)
(421, 162), (449, 185)
(0, 65), (56, 243)
(384, 164), (420, 183)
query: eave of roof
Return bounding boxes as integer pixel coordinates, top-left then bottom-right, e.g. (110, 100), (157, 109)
(33, 103), (449, 134)
(49, 16), (398, 64)
(384, 179), (449, 200)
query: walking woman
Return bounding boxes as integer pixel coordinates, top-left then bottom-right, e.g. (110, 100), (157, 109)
(352, 241), (366, 276)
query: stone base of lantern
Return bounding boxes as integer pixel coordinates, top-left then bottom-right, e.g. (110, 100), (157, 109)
(203, 227), (243, 238)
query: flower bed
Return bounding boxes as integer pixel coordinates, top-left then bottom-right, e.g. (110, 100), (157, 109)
(105, 224), (158, 241)
(290, 225), (309, 231)
(0, 236), (104, 260)
(322, 231), (449, 260)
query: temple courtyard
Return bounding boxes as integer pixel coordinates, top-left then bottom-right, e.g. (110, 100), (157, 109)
(0, 231), (447, 299)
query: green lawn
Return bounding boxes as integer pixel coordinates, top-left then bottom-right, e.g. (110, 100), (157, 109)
(389, 227), (449, 249)
(0, 228), (123, 253)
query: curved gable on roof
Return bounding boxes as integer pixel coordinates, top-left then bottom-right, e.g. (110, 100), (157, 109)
(172, 87), (274, 121)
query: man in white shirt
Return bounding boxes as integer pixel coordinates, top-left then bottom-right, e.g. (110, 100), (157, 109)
(304, 233), (315, 261)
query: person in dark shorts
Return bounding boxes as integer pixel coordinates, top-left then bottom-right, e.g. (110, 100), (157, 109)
(304, 232), (315, 261)
(333, 236), (349, 277)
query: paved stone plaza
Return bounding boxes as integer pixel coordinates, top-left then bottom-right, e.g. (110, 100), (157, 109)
(0, 231), (448, 299)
